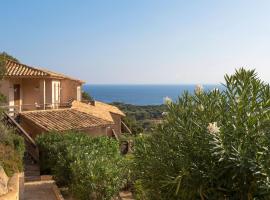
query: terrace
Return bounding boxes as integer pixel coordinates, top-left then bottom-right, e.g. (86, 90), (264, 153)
(0, 59), (84, 115)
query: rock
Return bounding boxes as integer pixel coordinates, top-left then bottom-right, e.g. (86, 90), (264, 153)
(0, 166), (9, 196)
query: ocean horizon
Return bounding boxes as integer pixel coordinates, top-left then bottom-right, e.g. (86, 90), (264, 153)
(83, 84), (222, 105)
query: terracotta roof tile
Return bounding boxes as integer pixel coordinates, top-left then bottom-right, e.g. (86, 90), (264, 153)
(95, 101), (125, 116)
(71, 101), (125, 122)
(20, 109), (112, 132)
(5, 60), (84, 83)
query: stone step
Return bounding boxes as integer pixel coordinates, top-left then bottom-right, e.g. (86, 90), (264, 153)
(25, 172), (40, 177)
(25, 175), (53, 183)
(25, 164), (40, 170)
(24, 162), (41, 183)
(119, 191), (134, 200)
(25, 168), (40, 173)
(25, 176), (41, 182)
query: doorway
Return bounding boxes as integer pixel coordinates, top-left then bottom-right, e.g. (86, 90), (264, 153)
(14, 84), (21, 110)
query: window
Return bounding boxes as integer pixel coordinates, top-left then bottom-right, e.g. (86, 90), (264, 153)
(52, 81), (61, 107)
(77, 86), (81, 101)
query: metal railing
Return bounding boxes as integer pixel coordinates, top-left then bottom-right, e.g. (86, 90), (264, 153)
(121, 121), (132, 134)
(0, 102), (73, 115)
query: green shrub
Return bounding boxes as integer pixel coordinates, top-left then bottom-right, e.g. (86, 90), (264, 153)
(0, 122), (25, 176)
(134, 69), (270, 199)
(70, 136), (125, 200)
(0, 144), (23, 176)
(82, 91), (94, 102)
(36, 132), (125, 200)
(35, 132), (64, 175)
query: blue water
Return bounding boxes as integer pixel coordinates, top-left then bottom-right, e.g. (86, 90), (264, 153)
(83, 84), (222, 105)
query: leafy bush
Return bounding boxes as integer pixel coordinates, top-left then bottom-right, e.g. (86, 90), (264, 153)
(0, 144), (23, 176)
(0, 122), (25, 176)
(133, 69), (270, 199)
(36, 132), (125, 200)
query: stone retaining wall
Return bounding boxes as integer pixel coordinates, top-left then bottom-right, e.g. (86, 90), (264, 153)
(52, 184), (64, 200)
(0, 173), (20, 200)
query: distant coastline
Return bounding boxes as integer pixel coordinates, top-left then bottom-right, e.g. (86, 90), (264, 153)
(83, 84), (222, 105)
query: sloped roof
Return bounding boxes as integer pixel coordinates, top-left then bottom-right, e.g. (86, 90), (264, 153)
(20, 109), (112, 132)
(71, 100), (125, 122)
(5, 60), (84, 83)
(95, 101), (125, 116)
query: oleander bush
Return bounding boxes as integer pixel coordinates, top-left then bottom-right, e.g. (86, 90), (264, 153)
(133, 68), (270, 199)
(36, 132), (126, 200)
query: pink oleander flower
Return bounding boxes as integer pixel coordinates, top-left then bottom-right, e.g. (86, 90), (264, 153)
(162, 112), (168, 116)
(198, 104), (204, 111)
(163, 96), (172, 105)
(207, 122), (220, 134)
(195, 84), (204, 94)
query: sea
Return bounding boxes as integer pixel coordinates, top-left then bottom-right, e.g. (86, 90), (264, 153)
(83, 84), (222, 106)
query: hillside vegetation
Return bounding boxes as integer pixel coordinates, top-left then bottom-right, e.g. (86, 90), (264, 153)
(111, 102), (167, 134)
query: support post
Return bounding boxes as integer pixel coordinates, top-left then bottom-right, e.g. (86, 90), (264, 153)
(43, 79), (46, 110)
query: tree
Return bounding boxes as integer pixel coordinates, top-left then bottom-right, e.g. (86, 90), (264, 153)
(0, 52), (19, 62)
(0, 52), (18, 103)
(134, 69), (270, 199)
(82, 91), (94, 102)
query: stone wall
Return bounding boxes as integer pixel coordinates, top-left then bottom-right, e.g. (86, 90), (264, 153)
(0, 173), (20, 200)
(0, 167), (8, 196)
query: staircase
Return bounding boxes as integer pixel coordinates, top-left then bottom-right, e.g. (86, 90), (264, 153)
(24, 154), (41, 182)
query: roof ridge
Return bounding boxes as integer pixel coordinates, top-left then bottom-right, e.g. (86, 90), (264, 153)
(20, 108), (113, 132)
(20, 108), (71, 114)
(95, 101), (126, 116)
(71, 108), (113, 124)
(5, 59), (85, 83)
(6, 59), (50, 76)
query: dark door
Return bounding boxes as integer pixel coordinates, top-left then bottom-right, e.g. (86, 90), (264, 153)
(14, 84), (20, 107)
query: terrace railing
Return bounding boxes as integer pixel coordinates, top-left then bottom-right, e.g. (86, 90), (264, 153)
(0, 102), (73, 115)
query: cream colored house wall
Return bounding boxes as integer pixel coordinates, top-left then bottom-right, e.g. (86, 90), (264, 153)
(84, 126), (109, 136)
(0, 79), (10, 103)
(45, 80), (52, 105)
(0, 78), (53, 111)
(4, 78), (23, 111)
(60, 79), (82, 103)
(0, 77), (82, 111)
(20, 117), (45, 138)
(111, 113), (122, 135)
(21, 79), (41, 110)
(85, 114), (122, 137)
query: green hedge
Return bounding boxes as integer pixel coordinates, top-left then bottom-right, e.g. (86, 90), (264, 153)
(36, 132), (126, 200)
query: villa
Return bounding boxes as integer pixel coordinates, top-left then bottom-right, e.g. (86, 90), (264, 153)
(0, 59), (129, 140)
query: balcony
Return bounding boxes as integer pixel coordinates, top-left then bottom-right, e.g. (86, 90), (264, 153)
(0, 102), (72, 116)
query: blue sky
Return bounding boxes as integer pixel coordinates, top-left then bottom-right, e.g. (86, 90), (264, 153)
(1, 1), (270, 84)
